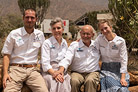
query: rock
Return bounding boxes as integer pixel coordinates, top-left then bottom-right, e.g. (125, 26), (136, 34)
(129, 85), (138, 92)
(130, 71), (138, 75)
(0, 65), (3, 89)
(129, 72), (138, 86)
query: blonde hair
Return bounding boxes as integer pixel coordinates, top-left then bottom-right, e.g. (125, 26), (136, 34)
(98, 20), (112, 28)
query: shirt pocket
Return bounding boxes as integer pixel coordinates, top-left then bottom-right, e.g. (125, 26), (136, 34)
(15, 39), (24, 47)
(75, 52), (86, 59)
(33, 42), (41, 48)
(111, 49), (119, 57)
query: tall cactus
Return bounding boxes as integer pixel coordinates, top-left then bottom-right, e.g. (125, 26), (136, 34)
(108, 0), (138, 51)
(18, 0), (50, 27)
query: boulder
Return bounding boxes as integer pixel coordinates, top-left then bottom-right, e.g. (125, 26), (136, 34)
(0, 65), (2, 89)
(129, 86), (138, 92)
(129, 72), (138, 85)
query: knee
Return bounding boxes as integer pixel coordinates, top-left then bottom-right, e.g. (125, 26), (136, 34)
(71, 78), (80, 86)
(85, 78), (95, 85)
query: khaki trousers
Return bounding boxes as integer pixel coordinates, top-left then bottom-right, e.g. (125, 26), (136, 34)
(4, 66), (48, 92)
(71, 72), (99, 92)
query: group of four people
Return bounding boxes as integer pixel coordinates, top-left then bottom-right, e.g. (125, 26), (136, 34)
(2, 8), (129, 92)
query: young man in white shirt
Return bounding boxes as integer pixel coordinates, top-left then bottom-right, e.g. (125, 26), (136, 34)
(58, 25), (100, 92)
(1, 8), (48, 92)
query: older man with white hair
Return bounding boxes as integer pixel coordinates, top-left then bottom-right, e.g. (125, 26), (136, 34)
(58, 25), (100, 92)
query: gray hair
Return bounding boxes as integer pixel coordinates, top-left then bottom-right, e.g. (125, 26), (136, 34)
(50, 17), (64, 29)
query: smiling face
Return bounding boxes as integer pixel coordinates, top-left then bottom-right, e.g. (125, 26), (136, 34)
(98, 21), (113, 37)
(23, 9), (37, 30)
(51, 22), (64, 40)
(80, 25), (94, 44)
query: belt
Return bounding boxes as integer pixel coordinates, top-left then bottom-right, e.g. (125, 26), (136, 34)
(10, 63), (37, 68)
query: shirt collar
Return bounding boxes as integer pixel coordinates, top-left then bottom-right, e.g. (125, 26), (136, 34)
(79, 39), (94, 48)
(51, 36), (65, 46)
(51, 36), (58, 44)
(112, 35), (118, 42)
(102, 34), (109, 42)
(102, 33), (118, 43)
(89, 40), (95, 47)
(22, 27), (28, 36)
(22, 27), (37, 36)
(33, 29), (39, 36)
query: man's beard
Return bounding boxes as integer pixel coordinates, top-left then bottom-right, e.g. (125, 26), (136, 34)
(26, 23), (34, 29)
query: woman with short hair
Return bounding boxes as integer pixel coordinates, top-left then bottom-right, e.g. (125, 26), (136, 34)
(41, 17), (71, 92)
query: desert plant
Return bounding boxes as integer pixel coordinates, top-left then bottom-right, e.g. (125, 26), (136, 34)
(108, 0), (138, 52)
(18, 0), (50, 27)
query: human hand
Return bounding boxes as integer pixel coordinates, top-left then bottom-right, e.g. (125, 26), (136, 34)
(52, 71), (61, 78)
(3, 73), (11, 88)
(76, 39), (80, 42)
(55, 73), (64, 83)
(120, 78), (128, 87)
(58, 69), (64, 77)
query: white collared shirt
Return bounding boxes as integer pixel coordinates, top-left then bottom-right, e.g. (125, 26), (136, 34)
(1, 27), (45, 64)
(95, 34), (128, 73)
(41, 36), (68, 72)
(59, 39), (100, 73)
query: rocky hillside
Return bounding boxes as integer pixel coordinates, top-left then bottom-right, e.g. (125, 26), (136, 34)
(0, 0), (108, 21)
(0, 0), (21, 16)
